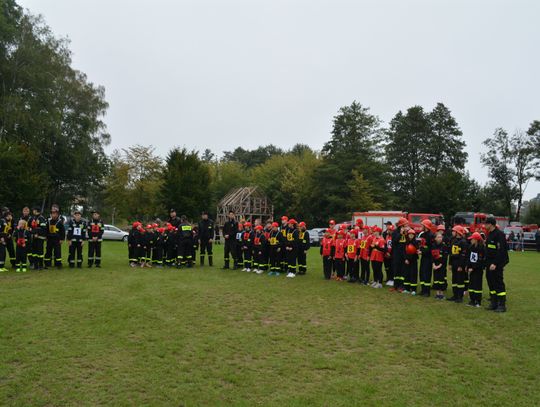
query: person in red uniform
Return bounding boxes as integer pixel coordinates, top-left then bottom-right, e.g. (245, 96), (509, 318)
(359, 226), (373, 285)
(370, 226), (386, 288)
(345, 229), (360, 283)
(320, 229), (335, 280)
(333, 230), (347, 281)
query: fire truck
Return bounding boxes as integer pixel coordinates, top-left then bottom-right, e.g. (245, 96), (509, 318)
(453, 212), (510, 233)
(352, 211), (445, 232)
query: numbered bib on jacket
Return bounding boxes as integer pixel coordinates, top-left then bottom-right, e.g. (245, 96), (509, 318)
(73, 227), (82, 236)
(287, 233), (293, 241)
(347, 245), (355, 253)
(451, 245), (461, 255)
(469, 252), (478, 263)
(270, 237), (277, 245)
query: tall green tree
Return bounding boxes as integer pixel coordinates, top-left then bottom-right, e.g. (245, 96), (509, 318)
(312, 101), (386, 222)
(481, 128), (535, 220)
(0, 2), (110, 210)
(222, 145), (283, 168)
(160, 148), (211, 219)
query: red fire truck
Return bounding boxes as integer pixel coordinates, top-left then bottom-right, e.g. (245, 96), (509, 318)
(352, 211), (445, 232)
(453, 212), (510, 233)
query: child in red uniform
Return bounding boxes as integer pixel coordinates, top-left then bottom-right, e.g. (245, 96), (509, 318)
(345, 230), (360, 283)
(320, 229), (334, 280)
(359, 226), (373, 285)
(333, 231), (347, 281)
(370, 226), (386, 288)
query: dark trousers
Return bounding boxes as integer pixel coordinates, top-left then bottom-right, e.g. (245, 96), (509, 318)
(224, 239), (235, 268)
(404, 260), (418, 292)
(372, 260), (383, 283)
(128, 244), (137, 263)
(432, 265), (447, 291)
(15, 246), (28, 270)
(269, 247), (280, 272)
(334, 258), (345, 278)
(5, 239), (15, 266)
(153, 246), (164, 266)
(451, 263), (465, 299)
(200, 239), (213, 265)
(68, 241), (83, 268)
(486, 264), (506, 303)
(0, 244), (6, 269)
(235, 242), (243, 268)
(298, 250), (307, 274)
(419, 256), (433, 294)
(166, 244), (176, 266)
(242, 247), (253, 269)
(136, 245), (147, 262)
(88, 241), (102, 266)
(45, 239), (62, 267)
(347, 258), (359, 280)
(280, 247), (288, 272)
(322, 256), (332, 279)
(286, 247), (297, 273)
(393, 255), (405, 288)
(469, 267), (483, 304)
(360, 258), (370, 283)
(177, 239), (193, 266)
(31, 238), (45, 269)
(384, 256), (393, 281)
(254, 248), (265, 270)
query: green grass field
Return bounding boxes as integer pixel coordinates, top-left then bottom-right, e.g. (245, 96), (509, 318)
(1, 242), (539, 406)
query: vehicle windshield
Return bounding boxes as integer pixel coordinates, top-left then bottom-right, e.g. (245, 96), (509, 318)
(455, 213), (474, 224)
(410, 215), (422, 224)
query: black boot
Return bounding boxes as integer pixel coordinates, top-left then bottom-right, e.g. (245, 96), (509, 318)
(494, 297), (507, 313)
(487, 294), (498, 311)
(200, 255), (205, 266)
(208, 255), (213, 266)
(222, 259), (229, 269)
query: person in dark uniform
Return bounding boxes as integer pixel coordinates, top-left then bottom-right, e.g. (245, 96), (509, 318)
(29, 206), (47, 270)
(1, 208), (15, 269)
(44, 206), (65, 269)
(128, 221), (141, 266)
(484, 217), (509, 312)
(418, 219), (435, 297)
(198, 211), (215, 266)
(176, 215), (193, 268)
(87, 210), (105, 268)
(66, 210), (87, 268)
(222, 211), (238, 270)
(390, 217), (408, 292)
(297, 221), (310, 275)
(167, 209), (181, 229)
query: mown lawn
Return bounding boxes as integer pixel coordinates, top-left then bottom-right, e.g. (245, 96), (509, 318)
(1, 242), (539, 406)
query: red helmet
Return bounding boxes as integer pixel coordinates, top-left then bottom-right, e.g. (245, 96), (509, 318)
(167, 224), (174, 231)
(152, 223), (159, 228)
(363, 225), (370, 231)
(146, 224), (153, 229)
(355, 218), (364, 227)
(288, 219), (297, 225)
(329, 219), (336, 225)
(337, 230), (346, 237)
(437, 225), (445, 232)
(407, 228), (416, 235)
(244, 222), (252, 227)
(157, 227), (165, 233)
(340, 223), (348, 229)
(255, 225), (263, 231)
(468, 232), (483, 241)
(299, 221), (306, 228)
(372, 226), (382, 233)
(397, 217), (409, 227)
(452, 225), (464, 235)
(388, 225), (395, 231)
(271, 222), (279, 227)
(132, 221), (141, 228)
(281, 216), (288, 222)
(421, 219), (433, 230)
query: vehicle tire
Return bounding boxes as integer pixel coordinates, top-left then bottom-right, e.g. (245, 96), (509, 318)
(122, 235), (128, 242)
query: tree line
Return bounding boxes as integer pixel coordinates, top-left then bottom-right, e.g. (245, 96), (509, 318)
(2, 1), (539, 226)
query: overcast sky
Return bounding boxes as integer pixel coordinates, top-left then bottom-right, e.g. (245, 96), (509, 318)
(18, 0), (540, 199)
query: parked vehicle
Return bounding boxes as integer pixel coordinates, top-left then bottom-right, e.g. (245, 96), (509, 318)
(307, 228), (326, 246)
(352, 211), (444, 232)
(103, 224), (129, 241)
(454, 212), (510, 233)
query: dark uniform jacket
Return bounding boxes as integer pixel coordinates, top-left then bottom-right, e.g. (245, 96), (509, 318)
(66, 219), (87, 241)
(198, 219), (215, 241)
(485, 228), (509, 267)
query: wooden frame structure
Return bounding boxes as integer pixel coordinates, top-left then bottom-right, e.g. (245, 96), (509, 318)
(216, 187), (274, 226)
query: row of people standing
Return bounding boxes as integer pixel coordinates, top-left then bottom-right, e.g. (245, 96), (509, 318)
(127, 209), (216, 268)
(319, 216), (509, 312)
(0, 206), (105, 272)
(222, 211), (310, 278)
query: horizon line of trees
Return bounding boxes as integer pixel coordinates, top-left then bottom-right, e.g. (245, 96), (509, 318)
(2, 1), (540, 226)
